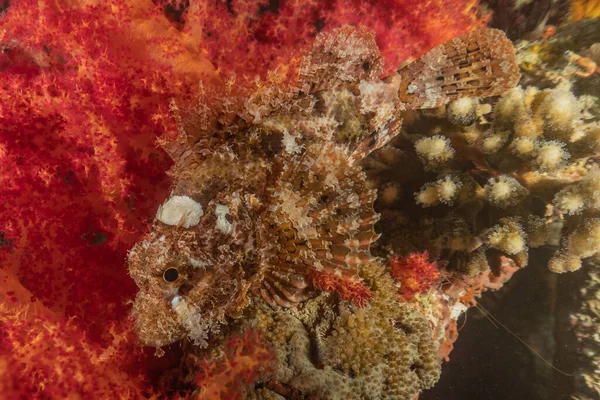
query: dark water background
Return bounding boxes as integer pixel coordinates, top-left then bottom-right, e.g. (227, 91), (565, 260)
(422, 248), (583, 400)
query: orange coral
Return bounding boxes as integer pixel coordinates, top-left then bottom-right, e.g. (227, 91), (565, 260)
(0, 0), (207, 396)
(434, 258), (520, 361)
(456, 257), (520, 307)
(310, 270), (374, 307)
(174, 0), (489, 81)
(194, 329), (275, 400)
(0, 270), (181, 398)
(569, 0), (600, 21)
(389, 252), (441, 300)
(438, 319), (459, 361)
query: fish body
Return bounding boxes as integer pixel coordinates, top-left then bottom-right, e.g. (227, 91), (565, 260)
(127, 27), (520, 347)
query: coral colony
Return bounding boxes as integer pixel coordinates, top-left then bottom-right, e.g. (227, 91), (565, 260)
(1, 1), (599, 399)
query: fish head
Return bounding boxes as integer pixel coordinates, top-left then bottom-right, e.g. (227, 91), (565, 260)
(128, 194), (259, 347)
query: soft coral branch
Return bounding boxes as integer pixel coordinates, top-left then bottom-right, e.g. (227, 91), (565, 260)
(194, 329), (275, 400)
(310, 270), (373, 307)
(389, 252), (441, 300)
(0, 0), (210, 396)
(179, 0), (489, 82)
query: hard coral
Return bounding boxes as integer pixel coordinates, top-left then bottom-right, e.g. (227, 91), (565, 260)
(361, 21), (600, 387)
(368, 81), (600, 275)
(240, 262), (441, 400)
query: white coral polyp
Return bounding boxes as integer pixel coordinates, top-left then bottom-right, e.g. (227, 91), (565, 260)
(484, 175), (527, 208)
(156, 195), (204, 228)
(449, 97), (474, 116)
(415, 135), (454, 164)
(510, 137), (537, 158)
(542, 90), (579, 127)
(535, 140), (569, 170)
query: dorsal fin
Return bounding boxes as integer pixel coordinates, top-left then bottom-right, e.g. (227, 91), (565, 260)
(298, 26), (384, 93)
(396, 28), (520, 110)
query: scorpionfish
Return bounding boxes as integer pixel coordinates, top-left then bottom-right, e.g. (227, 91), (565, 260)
(127, 26), (520, 347)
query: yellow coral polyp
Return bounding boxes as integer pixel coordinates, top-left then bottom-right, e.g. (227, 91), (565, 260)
(447, 97), (477, 125)
(554, 188), (586, 215)
(534, 140), (570, 171)
(539, 90), (580, 140)
(480, 132), (508, 154)
(487, 219), (527, 255)
(568, 218), (600, 259)
(494, 87), (525, 121)
(549, 252), (583, 273)
(484, 175), (528, 208)
(415, 176), (462, 207)
(510, 137), (538, 158)
(415, 135), (455, 167)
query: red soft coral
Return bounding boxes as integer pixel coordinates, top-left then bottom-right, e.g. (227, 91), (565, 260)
(310, 270), (373, 307)
(0, 0), (212, 396)
(0, 270), (181, 398)
(0, 0), (222, 331)
(0, 0), (489, 396)
(194, 329), (275, 400)
(176, 0), (489, 83)
(389, 252), (441, 300)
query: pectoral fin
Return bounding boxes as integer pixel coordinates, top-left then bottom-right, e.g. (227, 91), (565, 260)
(397, 28), (520, 110)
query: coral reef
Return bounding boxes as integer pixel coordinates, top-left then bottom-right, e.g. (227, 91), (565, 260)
(3, 0), (598, 399)
(367, 72), (600, 276)
(239, 262), (440, 400)
(126, 21), (520, 399)
(362, 17), (600, 397)
(570, 261), (600, 400)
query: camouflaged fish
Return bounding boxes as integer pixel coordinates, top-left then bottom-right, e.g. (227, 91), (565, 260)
(127, 26), (520, 347)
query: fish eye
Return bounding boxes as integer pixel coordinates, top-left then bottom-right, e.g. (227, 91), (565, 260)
(163, 267), (180, 283)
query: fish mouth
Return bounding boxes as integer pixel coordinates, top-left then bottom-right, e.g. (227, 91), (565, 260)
(131, 290), (186, 347)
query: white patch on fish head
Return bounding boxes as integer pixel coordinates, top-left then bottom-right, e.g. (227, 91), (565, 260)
(156, 195), (204, 228)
